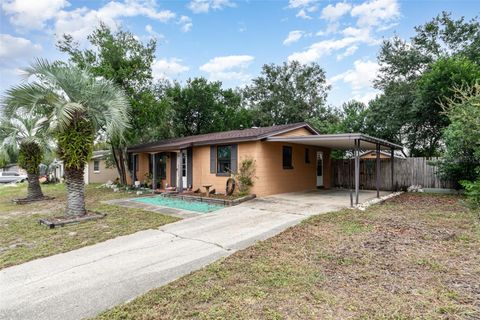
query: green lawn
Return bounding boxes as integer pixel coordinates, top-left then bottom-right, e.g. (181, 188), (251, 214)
(0, 183), (180, 269)
(95, 193), (480, 320)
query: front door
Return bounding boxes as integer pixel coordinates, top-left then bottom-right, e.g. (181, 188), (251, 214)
(181, 149), (187, 188)
(316, 151), (323, 187)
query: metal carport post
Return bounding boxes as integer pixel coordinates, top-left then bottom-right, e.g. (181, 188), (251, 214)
(355, 139), (360, 205)
(376, 143), (380, 198)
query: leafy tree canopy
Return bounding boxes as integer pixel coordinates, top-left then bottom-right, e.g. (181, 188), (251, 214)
(164, 78), (252, 137)
(243, 61), (331, 127)
(371, 12), (480, 156)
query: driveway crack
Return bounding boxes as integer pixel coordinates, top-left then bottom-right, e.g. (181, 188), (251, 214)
(159, 229), (231, 252)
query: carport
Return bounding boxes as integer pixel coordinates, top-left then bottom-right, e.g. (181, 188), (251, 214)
(267, 134), (403, 206)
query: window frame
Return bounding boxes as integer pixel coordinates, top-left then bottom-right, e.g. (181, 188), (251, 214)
(159, 153), (167, 180)
(282, 146), (293, 169)
(93, 160), (100, 172)
(216, 145), (232, 176)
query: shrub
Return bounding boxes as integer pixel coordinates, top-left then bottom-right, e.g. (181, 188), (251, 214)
(461, 178), (480, 215)
(437, 84), (480, 187)
(234, 157), (257, 195)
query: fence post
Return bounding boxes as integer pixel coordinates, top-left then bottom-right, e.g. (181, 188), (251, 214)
(391, 148), (395, 191)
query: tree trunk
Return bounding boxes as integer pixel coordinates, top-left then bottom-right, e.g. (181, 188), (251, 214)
(26, 172), (44, 199)
(112, 146), (127, 185)
(64, 167), (87, 216)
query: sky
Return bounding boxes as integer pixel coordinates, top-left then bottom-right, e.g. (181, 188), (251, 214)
(0, 0), (478, 107)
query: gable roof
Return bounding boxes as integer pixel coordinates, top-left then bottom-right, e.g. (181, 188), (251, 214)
(91, 150), (110, 160)
(127, 122), (318, 153)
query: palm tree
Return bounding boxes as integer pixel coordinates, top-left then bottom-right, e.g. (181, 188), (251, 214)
(0, 110), (49, 200)
(3, 59), (130, 216)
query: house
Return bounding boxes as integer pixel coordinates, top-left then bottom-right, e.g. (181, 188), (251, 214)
(50, 150), (118, 184)
(359, 150), (405, 160)
(85, 150), (118, 184)
(126, 122), (402, 200)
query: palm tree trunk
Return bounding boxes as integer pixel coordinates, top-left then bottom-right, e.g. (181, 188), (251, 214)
(64, 167), (87, 216)
(26, 172), (44, 199)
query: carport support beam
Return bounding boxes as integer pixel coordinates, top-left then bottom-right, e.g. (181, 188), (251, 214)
(177, 151), (183, 192)
(376, 143), (380, 198)
(355, 139), (360, 205)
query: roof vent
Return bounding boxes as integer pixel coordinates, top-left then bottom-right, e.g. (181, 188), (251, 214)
(251, 126), (259, 129)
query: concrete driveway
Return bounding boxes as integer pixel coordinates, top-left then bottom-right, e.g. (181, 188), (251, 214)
(0, 189), (387, 320)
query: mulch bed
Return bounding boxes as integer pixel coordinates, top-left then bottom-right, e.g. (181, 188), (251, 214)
(12, 196), (55, 204)
(38, 211), (106, 229)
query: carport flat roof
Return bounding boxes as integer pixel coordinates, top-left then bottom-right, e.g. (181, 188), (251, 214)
(267, 133), (402, 150)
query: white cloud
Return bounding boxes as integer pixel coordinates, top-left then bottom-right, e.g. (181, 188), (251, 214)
(296, 9), (312, 20)
(0, 34), (43, 92)
(288, 36), (360, 64)
(329, 60), (380, 103)
(288, 0), (317, 9)
(336, 45), (358, 60)
(351, 0), (400, 28)
(353, 90), (379, 104)
(199, 55), (254, 82)
(2, 0), (182, 40)
(145, 24), (165, 40)
(187, 0), (236, 14)
(321, 2), (352, 21)
(0, 34), (42, 59)
(283, 30), (304, 46)
(1, 0), (68, 30)
(330, 59), (379, 91)
(152, 58), (189, 80)
(289, 24), (378, 64)
(178, 16), (193, 32)
(288, 0), (319, 19)
(54, 1), (176, 41)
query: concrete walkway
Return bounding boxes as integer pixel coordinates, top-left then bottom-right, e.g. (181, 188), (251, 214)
(0, 190), (386, 320)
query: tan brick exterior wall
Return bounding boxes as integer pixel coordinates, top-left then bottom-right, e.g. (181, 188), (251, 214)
(88, 159), (119, 184)
(189, 141), (331, 197)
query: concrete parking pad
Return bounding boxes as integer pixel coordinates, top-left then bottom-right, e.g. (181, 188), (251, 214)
(0, 189), (389, 320)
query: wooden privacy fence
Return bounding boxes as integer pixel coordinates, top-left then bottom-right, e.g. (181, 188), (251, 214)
(332, 157), (455, 190)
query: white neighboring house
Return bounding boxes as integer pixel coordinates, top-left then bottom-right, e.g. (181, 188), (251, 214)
(51, 150), (118, 184)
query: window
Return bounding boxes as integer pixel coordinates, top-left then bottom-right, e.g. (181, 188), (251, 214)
(305, 148), (310, 164)
(283, 146), (293, 169)
(93, 160), (100, 172)
(217, 145), (231, 174)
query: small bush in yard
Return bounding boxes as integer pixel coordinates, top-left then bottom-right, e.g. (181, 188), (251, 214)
(234, 157), (257, 196)
(461, 178), (480, 218)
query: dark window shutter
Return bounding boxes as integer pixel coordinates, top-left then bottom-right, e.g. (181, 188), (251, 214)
(170, 152), (177, 187)
(210, 145), (216, 173)
(230, 144), (238, 173)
